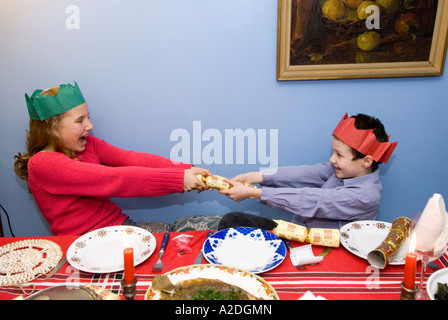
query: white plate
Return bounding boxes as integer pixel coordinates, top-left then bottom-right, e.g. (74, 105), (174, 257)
(146, 264), (279, 300)
(67, 226), (156, 273)
(202, 227), (286, 273)
(340, 220), (409, 265)
(427, 267), (448, 300)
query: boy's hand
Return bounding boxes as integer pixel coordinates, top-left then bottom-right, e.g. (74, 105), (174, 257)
(219, 179), (262, 202)
(232, 171), (263, 185)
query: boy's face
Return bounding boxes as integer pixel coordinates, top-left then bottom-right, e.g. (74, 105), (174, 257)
(330, 137), (372, 179)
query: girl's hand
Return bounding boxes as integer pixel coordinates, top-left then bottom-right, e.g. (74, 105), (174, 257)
(183, 167), (211, 192)
(219, 179), (262, 202)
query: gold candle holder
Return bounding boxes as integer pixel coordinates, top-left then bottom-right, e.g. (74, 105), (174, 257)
(400, 281), (418, 300)
(121, 278), (137, 300)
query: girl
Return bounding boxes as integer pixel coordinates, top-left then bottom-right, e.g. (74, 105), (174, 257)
(14, 82), (209, 235)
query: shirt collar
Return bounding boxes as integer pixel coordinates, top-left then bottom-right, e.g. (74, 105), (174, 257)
(341, 168), (380, 186)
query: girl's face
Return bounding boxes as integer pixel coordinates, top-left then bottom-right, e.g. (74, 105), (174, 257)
(57, 103), (93, 153)
(329, 136), (371, 179)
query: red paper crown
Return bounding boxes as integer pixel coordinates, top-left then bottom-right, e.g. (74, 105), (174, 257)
(333, 113), (397, 163)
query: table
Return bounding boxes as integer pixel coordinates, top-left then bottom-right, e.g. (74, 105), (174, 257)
(1, 230), (446, 300)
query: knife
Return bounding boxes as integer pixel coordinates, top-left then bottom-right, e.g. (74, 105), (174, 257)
(194, 232), (213, 264)
(428, 261), (440, 271)
(45, 257), (67, 279)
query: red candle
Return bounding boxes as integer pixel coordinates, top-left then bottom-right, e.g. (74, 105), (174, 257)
(404, 252), (417, 289)
(403, 234), (417, 290)
(123, 247), (135, 284)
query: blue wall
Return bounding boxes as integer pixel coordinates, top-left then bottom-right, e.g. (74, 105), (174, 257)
(1, 0), (447, 236)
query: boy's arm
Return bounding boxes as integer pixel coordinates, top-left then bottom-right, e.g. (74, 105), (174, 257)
(260, 185), (381, 222)
(261, 163), (334, 188)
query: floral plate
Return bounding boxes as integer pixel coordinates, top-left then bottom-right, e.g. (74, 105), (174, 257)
(340, 220), (409, 265)
(67, 226), (156, 273)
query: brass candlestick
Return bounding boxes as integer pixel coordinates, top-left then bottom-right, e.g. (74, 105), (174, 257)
(121, 278), (137, 300)
(400, 281), (418, 300)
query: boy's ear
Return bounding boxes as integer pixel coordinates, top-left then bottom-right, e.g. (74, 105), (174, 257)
(362, 155), (374, 168)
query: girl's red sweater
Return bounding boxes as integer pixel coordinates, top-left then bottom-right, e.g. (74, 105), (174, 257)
(28, 136), (192, 235)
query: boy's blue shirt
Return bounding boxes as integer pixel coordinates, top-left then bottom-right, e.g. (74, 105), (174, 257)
(260, 162), (382, 229)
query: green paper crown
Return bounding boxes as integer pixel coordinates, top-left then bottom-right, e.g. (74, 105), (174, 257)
(25, 81), (86, 120)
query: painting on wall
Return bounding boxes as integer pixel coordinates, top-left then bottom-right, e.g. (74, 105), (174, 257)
(277, 0), (448, 80)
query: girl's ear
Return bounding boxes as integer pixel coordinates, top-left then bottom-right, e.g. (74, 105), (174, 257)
(362, 155), (374, 168)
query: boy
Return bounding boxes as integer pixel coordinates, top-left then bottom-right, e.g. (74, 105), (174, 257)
(220, 113), (397, 229)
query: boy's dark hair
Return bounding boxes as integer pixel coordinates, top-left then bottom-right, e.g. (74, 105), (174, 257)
(350, 113), (389, 170)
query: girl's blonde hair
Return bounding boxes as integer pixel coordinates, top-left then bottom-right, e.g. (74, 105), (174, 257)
(14, 115), (76, 181)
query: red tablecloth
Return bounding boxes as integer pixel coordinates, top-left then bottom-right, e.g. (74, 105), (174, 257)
(1, 230), (446, 300)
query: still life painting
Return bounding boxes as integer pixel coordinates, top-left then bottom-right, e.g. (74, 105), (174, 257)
(277, 0), (448, 80)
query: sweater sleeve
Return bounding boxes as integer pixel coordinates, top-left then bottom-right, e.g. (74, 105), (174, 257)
(88, 136), (192, 169)
(28, 152), (187, 198)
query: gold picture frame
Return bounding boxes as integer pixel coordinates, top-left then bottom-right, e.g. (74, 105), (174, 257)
(277, 0), (448, 80)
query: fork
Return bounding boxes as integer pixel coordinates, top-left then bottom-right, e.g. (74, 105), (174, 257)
(152, 233), (170, 272)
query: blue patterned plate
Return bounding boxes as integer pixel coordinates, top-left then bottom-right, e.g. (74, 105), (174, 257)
(202, 227), (286, 273)
(67, 226), (156, 273)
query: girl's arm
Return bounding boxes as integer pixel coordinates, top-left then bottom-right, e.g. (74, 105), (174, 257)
(29, 152), (188, 198)
(91, 136), (192, 169)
